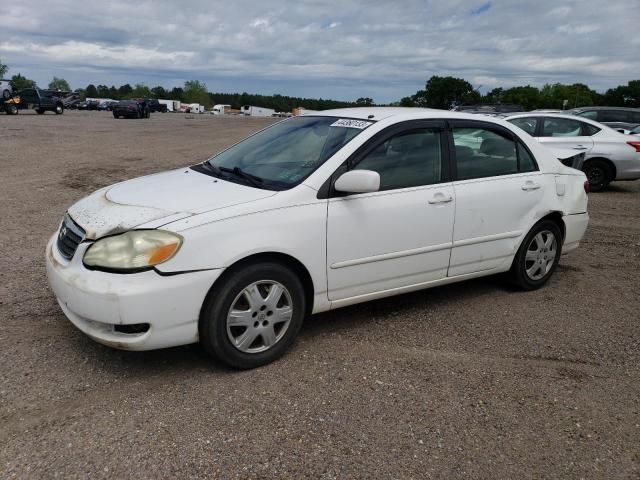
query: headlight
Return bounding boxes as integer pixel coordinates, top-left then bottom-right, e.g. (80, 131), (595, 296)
(83, 230), (183, 272)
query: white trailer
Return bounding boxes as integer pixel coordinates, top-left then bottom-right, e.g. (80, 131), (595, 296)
(241, 105), (275, 117)
(189, 103), (205, 114)
(158, 99), (174, 112)
(212, 104), (231, 115)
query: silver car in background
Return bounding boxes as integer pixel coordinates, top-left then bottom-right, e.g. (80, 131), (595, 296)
(506, 113), (640, 191)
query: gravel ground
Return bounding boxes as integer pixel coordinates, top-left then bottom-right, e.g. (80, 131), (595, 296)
(1, 110), (639, 479)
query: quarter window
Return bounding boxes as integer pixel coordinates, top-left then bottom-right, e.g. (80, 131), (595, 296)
(542, 118), (583, 137)
(583, 124), (601, 136)
(452, 127), (519, 179)
(353, 129), (442, 190)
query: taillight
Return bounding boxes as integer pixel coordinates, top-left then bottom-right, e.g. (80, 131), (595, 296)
(584, 180), (590, 194)
(627, 141), (640, 153)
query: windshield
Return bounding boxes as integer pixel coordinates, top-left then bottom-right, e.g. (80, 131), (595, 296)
(204, 116), (371, 189)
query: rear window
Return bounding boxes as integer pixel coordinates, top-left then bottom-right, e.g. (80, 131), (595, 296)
(508, 117), (537, 136)
(542, 118), (583, 137)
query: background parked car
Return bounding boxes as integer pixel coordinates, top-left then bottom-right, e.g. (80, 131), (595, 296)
(1, 78), (15, 99)
(569, 106), (640, 131)
(507, 113), (640, 191)
(112, 99), (151, 119)
(97, 100), (118, 111)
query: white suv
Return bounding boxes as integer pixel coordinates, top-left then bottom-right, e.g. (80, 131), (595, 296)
(0, 79), (14, 99)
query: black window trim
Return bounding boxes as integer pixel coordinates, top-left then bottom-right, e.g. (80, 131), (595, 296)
(317, 119), (449, 199)
(447, 119), (539, 182)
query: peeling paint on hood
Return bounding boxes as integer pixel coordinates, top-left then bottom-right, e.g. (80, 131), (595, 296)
(67, 168), (276, 240)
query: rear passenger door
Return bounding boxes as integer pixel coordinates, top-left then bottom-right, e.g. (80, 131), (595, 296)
(448, 121), (544, 276)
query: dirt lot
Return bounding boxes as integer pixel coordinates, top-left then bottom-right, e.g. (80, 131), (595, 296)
(1, 110), (639, 479)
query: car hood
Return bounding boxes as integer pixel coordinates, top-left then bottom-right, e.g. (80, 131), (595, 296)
(67, 168), (276, 239)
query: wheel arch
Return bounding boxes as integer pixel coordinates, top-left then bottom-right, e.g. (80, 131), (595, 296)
(584, 157), (616, 180)
(510, 211), (565, 271)
(207, 251), (315, 317)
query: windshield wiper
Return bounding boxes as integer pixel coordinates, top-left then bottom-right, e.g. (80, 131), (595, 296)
(218, 166), (265, 188)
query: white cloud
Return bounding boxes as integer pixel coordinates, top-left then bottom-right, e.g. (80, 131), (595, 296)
(0, 0), (635, 102)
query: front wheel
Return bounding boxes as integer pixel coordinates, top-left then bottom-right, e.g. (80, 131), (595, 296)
(54, 104), (64, 115)
(36, 108), (45, 115)
(199, 262), (306, 369)
(509, 220), (562, 290)
(583, 160), (611, 192)
(6, 104), (18, 115)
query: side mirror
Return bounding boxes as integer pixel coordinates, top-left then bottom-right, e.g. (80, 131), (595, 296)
(334, 170), (380, 194)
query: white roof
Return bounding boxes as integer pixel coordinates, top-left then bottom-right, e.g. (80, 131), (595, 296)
(306, 106), (513, 122)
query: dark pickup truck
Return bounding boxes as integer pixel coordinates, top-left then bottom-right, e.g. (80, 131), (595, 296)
(144, 98), (168, 113)
(4, 88), (64, 115)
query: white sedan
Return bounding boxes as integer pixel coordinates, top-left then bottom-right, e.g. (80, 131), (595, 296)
(506, 113), (640, 191)
(46, 108), (589, 368)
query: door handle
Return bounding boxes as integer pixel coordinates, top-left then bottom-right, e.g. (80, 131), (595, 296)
(428, 193), (453, 204)
(521, 182), (541, 191)
(572, 146), (588, 150)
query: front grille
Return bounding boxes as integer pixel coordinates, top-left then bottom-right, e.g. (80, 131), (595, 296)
(56, 214), (86, 260)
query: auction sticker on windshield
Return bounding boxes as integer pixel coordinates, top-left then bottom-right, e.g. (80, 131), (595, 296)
(330, 119), (373, 129)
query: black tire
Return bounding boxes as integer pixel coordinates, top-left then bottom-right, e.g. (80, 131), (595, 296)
(113, 113), (118, 119)
(2, 89), (10, 99)
(509, 219), (563, 291)
(54, 104), (64, 115)
(583, 159), (611, 192)
(36, 108), (45, 115)
(199, 262), (306, 369)
(145, 108), (150, 118)
(6, 104), (18, 115)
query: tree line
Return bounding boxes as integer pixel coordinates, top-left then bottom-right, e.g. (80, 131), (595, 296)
(399, 76), (640, 110)
(2, 57), (638, 111)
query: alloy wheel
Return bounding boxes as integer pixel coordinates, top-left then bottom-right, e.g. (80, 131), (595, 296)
(524, 230), (557, 280)
(226, 280), (293, 354)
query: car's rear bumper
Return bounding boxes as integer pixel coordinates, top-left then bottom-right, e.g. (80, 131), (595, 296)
(45, 235), (221, 351)
(562, 212), (589, 254)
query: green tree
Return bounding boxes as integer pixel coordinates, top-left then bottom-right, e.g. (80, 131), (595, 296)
(151, 86), (168, 98)
(10, 73), (37, 90)
(0, 58), (8, 78)
(355, 97), (374, 106)
(170, 87), (184, 101)
(183, 80), (210, 107)
(399, 96), (415, 107)
(500, 85), (541, 110)
(420, 76), (479, 109)
(85, 84), (99, 98)
(130, 83), (151, 98)
(118, 83), (133, 98)
(48, 77), (71, 91)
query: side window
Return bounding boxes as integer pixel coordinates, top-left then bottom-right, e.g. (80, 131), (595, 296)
(576, 110), (598, 120)
(517, 143), (537, 172)
(354, 128), (442, 190)
(21, 89), (37, 102)
(600, 110), (630, 122)
(542, 118), (583, 137)
(452, 127), (518, 180)
(583, 123), (601, 136)
(509, 117), (538, 136)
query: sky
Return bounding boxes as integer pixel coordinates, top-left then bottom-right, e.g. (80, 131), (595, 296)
(0, 0), (637, 103)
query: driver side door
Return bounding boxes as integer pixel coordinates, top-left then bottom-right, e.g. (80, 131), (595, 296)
(326, 121), (455, 302)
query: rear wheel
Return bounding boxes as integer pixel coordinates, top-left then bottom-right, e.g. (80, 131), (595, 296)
(583, 160), (611, 192)
(199, 262), (306, 369)
(54, 104), (63, 115)
(36, 108), (45, 115)
(6, 104), (18, 115)
(2, 89), (10, 99)
(509, 219), (562, 290)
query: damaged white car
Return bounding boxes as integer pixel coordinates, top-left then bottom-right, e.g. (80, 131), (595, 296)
(47, 108), (589, 368)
